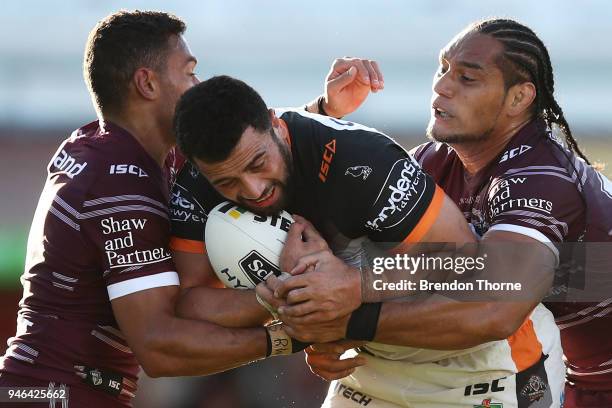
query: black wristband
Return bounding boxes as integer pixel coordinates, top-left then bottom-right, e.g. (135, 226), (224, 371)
(264, 327), (272, 357)
(317, 95), (329, 116)
(291, 338), (311, 353)
(346, 302), (382, 341)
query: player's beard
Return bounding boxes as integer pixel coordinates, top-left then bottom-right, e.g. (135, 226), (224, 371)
(239, 132), (295, 217)
(426, 120), (495, 145)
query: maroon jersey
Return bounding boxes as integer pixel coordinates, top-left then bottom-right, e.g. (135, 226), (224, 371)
(0, 121), (180, 404)
(412, 119), (612, 391)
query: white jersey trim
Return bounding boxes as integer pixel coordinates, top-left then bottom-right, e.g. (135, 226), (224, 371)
(488, 223), (559, 262)
(107, 271), (179, 300)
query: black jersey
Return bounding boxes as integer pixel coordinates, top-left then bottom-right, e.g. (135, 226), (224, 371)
(169, 109), (443, 255)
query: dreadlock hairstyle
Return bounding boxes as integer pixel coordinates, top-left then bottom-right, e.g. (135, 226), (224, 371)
(470, 18), (590, 164)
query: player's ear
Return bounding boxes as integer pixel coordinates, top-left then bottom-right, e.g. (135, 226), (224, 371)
(269, 109), (290, 145)
(269, 109), (279, 126)
(133, 68), (158, 101)
(506, 81), (536, 117)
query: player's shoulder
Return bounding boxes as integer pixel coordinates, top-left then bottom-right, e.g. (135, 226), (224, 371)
(171, 161), (225, 217)
(48, 120), (168, 207)
(276, 108), (392, 147)
(277, 108), (406, 168)
(409, 140), (459, 182)
(485, 125), (586, 230)
(492, 127), (581, 193)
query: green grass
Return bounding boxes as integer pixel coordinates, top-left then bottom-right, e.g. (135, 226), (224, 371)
(0, 228), (27, 288)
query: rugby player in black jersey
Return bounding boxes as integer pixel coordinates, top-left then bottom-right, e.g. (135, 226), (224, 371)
(0, 9), (385, 406)
(171, 76), (566, 407)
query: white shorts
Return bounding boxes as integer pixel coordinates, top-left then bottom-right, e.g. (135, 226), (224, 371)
(322, 353), (564, 408)
(321, 305), (565, 408)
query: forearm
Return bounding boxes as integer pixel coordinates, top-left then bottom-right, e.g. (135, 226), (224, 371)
(140, 315), (268, 377)
(374, 296), (533, 349)
(176, 286), (270, 328)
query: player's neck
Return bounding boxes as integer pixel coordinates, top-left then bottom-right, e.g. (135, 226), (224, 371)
(103, 113), (174, 167)
(451, 117), (532, 175)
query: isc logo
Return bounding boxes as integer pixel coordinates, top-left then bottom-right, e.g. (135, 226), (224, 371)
(239, 250), (280, 284)
(500, 145), (531, 163)
(109, 164), (148, 178)
(318, 139), (336, 182)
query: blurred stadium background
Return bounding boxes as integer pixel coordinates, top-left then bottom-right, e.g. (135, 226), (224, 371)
(0, 1), (610, 407)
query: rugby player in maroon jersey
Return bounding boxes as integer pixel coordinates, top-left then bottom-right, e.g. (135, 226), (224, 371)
(267, 19), (612, 408)
(0, 10), (384, 407)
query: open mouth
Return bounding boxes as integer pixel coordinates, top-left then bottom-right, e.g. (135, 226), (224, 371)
(433, 107), (452, 119)
(248, 187), (277, 208)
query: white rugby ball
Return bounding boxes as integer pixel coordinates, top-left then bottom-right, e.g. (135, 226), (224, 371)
(205, 201), (294, 289)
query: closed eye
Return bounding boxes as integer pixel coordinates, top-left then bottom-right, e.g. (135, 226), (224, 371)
(216, 179), (236, 188)
(247, 152), (266, 171)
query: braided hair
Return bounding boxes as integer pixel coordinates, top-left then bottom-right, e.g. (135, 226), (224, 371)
(470, 18), (590, 164)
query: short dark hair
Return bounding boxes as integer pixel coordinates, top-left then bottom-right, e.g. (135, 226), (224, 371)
(175, 75), (272, 163)
(83, 10), (186, 117)
(469, 18), (590, 164)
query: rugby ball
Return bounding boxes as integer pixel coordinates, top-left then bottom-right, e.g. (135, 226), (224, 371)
(205, 201), (294, 289)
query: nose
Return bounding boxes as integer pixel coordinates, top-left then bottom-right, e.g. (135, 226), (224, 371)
(432, 71), (454, 98)
(241, 174), (267, 200)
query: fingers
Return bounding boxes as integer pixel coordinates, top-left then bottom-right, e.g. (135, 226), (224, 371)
(329, 58), (370, 85)
(305, 352), (367, 381)
(309, 340), (364, 354)
(308, 343), (346, 354)
(311, 367), (357, 382)
(264, 275), (283, 294)
(326, 65), (358, 93)
(278, 300), (317, 317)
(256, 282), (285, 310)
(272, 273), (309, 299)
(286, 287), (310, 304)
(328, 58), (383, 89)
(362, 60), (383, 92)
(371, 60), (384, 89)
(285, 218), (306, 244)
(292, 215), (324, 242)
(279, 222), (306, 271)
(289, 250), (330, 275)
(307, 353), (367, 372)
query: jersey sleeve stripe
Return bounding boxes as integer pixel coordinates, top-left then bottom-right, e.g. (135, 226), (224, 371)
(107, 271), (179, 300)
(401, 185), (445, 244)
(487, 223), (560, 262)
(54, 195), (168, 220)
(49, 205), (81, 231)
(169, 237), (206, 254)
(83, 194), (166, 210)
